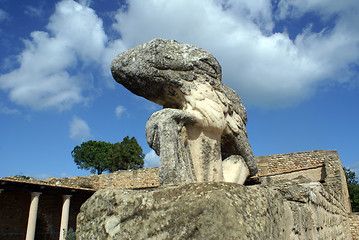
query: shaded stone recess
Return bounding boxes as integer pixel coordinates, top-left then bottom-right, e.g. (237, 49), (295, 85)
(76, 181), (352, 240)
(0, 191), (29, 239)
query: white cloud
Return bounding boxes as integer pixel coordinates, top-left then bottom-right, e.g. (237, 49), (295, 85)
(0, 103), (19, 115)
(144, 149), (159, 168)
(111, 0), (359, 108)
(0, 0), (107, 110)
(115, 105), (126, 118)
(32, 173), (52, 180)
(47, 0), (107, 63)
(1, 0), (358, 110)
(24, 5), (44, 17)
(0, 9), (8, 22)
(61, 172), (74, 178)
(78, 0), (92, 7)
(69, 116), (92, 142)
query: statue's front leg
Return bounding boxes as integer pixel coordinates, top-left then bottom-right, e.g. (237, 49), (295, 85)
(146, 108), (197, 185)
(185, 126), (223, 182)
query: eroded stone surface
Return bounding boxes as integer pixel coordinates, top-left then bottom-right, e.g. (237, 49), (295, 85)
(76, 181), (352, 240)
(111, 38), (257, 185)
(76, 182), (287, 240)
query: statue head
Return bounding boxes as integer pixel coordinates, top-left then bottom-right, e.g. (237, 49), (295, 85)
(111, 38), (222, 108)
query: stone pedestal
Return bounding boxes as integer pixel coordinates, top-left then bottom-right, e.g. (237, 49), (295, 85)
(76, 181), (353, 239)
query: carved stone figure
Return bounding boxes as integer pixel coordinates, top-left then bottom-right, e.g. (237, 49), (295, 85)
(111, 38), (257, 185)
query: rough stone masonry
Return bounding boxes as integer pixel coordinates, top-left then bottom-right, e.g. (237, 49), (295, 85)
(111, 38), (257, 185)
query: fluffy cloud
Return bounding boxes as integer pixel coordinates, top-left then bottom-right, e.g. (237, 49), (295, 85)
(112, 0), (359, 108)
(115, 105), (126, 118)
(69, 116), (91, 142)
(144, 149), (159, 168)
(0, 0), (107, 110)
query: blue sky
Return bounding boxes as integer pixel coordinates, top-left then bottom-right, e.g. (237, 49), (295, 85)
(0, 0), (358, 179)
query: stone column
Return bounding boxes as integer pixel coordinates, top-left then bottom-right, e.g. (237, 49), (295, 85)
(59, 195), (72, 240)
(26, 192), (41, 240)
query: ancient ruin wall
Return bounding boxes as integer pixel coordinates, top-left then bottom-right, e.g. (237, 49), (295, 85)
(46, 167), (160, 190)
(47, 150), (350, 212)
(43, 150), (352, 214)
(47, 150), (330, 190)
(255, 150), (351, 214)
(255, 150), (326, 176)
(322, 150), (352, 214)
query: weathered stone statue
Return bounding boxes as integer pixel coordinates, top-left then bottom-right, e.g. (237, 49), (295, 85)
(111, 38), (257, 185)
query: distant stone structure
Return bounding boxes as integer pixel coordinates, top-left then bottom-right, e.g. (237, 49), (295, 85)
(111, 38), (257, 185)
(44, 150), (352, 214)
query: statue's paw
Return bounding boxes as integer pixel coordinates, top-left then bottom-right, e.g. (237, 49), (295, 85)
(222, 129), (258, 176)
(222, 155), (250, 185)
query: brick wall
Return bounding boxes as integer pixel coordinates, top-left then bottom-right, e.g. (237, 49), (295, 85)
(46, 167), (160, 190)
(255, 150), (326, 176)
(46, 150), (347, 198)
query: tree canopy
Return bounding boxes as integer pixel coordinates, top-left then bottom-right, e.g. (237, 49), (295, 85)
(71, 137), (145, 175)
(344, 167), (359, 212)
